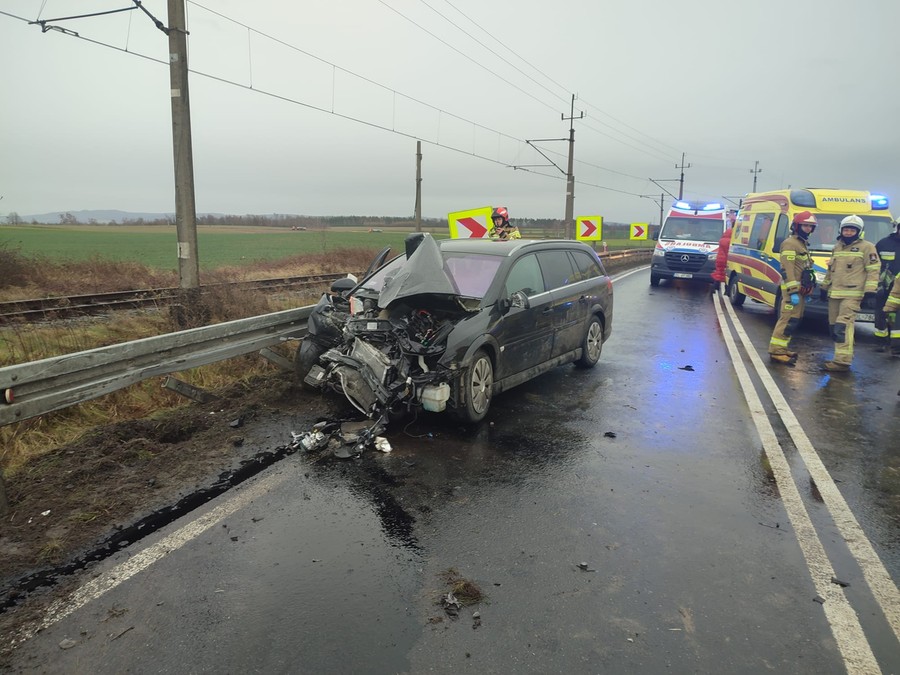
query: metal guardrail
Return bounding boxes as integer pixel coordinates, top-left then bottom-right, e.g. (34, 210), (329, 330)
(0, 250), (651, 428)
(0, 305), (314, 427)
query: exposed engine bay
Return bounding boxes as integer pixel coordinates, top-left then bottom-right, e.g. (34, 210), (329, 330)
(305, 299), (467, 421)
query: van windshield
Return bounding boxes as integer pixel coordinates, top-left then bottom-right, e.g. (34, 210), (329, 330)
(805, 214), (894, 252)
(660, 217), (723, 243)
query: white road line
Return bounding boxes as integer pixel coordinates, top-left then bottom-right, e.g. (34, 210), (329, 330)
(713, 292), (881, 674)
(719, 293), (900, 642)
(10, 468), (292, 650)
(611, 265), (649, 284)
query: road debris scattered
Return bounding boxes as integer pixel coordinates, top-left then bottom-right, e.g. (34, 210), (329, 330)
(437, 568), (485, 619)
(289, 418), (388, 459)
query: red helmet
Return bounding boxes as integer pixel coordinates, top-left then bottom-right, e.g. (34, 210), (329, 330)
(491, 206), (509, 223)
(790, 210), (817, 234)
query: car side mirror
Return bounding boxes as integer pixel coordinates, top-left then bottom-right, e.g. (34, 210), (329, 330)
(330, 277), (357, 296)
(651, 232), (659, 241)
(510, 290), (530, 310)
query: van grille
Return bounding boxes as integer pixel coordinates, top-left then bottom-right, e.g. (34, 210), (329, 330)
(664, 251), (707, 272)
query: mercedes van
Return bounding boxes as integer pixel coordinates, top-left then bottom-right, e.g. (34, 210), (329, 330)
(649, 201), (729, 286)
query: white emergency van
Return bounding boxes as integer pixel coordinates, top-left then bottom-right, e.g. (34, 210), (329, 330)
(649, 201), (728, 286)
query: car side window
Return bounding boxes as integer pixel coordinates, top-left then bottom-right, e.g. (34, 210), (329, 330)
(504, 254), (545, 297)
(569, 250), (603, 282)
(749, 213), (774, 251)
(773, 214), (790, 252)
(536, 250), (576, 290)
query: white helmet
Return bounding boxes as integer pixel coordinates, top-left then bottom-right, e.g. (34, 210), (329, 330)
(839, 214), (864, 236)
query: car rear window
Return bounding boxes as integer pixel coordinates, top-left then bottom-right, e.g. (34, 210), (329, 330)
(570, 250), (605, 281)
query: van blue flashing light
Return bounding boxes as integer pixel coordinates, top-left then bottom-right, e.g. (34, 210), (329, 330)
(871, 194), (889, 210)
(674, 201), (691, 209)
(702, 203), (723, 210)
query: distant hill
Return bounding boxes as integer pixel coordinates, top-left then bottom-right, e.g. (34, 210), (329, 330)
(18, 210), (236, 224)
(21, 210), (177, 224)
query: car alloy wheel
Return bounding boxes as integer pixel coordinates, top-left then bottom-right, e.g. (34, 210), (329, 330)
(576, 317), (603, 368)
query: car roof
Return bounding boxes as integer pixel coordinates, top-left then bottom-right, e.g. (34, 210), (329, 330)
(436, 238), (593, 257)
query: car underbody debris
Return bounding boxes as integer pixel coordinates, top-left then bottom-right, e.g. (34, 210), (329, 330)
(289, 417), (388, 460)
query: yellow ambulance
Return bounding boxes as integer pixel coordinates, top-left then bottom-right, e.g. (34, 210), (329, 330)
(724, 188), (893, 322)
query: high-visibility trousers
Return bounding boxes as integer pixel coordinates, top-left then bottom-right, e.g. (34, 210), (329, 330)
(827, 296), (862, 365)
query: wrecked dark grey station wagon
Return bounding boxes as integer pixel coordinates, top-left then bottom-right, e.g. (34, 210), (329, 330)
(296, 233), (613, 430)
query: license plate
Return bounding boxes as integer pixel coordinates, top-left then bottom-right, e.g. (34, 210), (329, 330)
(855, 312), (875, 322)
(674, 272), (693, 279)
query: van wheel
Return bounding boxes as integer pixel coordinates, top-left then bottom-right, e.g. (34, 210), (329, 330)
(774, 290), (782, 322)
(727, 276), (745, 307)
(575, 316), (603, 368)
(650, 273), (661, 287)
(458, 350), (493, 424)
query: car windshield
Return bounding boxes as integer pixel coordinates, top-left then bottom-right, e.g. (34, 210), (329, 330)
(442, 253), (503, 298)
(660, 217), (723, 242)
(806, 214), (894, 251)
(355, 248), (503, 301)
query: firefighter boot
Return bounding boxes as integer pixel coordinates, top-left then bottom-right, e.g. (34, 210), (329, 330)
(824, 361), (850, 372)
(770, 353), (797, 365)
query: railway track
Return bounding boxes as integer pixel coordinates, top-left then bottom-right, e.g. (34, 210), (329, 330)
(0, 273), (349, 324)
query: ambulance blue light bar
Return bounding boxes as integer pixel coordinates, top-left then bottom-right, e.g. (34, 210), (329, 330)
(871, 194), (889, 210)
(674, 201), (691, 209)
(702, 203), (723, 210)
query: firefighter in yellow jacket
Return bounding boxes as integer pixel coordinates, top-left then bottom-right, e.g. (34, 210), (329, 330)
(769, 211), (818, 364)
(882, 269), (900, 357)
(819, 215), (881, 371)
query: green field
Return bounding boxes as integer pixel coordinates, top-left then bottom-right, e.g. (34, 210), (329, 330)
(0, 225), (653, 270)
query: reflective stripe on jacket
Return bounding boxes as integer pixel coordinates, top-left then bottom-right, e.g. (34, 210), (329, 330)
(821, 238), (880, 298)
(779, 234), (811, 294)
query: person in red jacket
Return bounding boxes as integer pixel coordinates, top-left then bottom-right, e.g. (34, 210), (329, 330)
(711, 218), (735, 292)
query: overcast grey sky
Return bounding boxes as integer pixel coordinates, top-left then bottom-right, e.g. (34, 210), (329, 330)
(2, 0), (899, 224)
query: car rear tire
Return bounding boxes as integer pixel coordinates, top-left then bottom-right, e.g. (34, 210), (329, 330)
(650, 273), (661, 287)
(459, 349), (493, 424)
(727, 276), (745, 307)
(575, 316), (603, 368)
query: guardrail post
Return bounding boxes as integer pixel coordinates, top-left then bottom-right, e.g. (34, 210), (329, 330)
(162, 376), (216, 403)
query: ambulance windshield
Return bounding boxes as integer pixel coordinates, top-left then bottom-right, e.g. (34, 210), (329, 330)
(660, 217), (724, 243)
(805, 214), (894, 251)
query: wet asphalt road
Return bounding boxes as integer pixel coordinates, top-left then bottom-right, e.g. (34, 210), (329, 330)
(8, 268), (900, 674)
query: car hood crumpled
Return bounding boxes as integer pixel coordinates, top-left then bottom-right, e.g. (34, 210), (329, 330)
(377, 233), (472, 310)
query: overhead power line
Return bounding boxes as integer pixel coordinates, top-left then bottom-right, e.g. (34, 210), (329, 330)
(433, 0), (678, 162)
(4, 6), (649, 202)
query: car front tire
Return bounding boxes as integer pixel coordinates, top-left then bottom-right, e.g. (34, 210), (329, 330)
(650, 273), (661, 287)
(295, 338), (324, 389)
(459, 349), (493, 423)
(727, 276), (745, 307)
(575, 316), (603, 368)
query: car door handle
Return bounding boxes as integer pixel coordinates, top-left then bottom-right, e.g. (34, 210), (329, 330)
(542, 307), (553, 314)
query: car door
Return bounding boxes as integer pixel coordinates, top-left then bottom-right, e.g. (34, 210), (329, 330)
(494, 253), (554, 379)
(536, 249), (590, 358)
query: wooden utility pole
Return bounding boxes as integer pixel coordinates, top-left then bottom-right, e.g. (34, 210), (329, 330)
(676, 152), (691, 200)
(562, 95), (583, 240)
(414, 141), (422, 232)
(167, 0), (200, 292)
(750, 160), (762, 192)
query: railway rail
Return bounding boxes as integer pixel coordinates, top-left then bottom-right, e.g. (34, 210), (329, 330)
(0, 273), (349, 324)
(0, 249), (651, 324)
